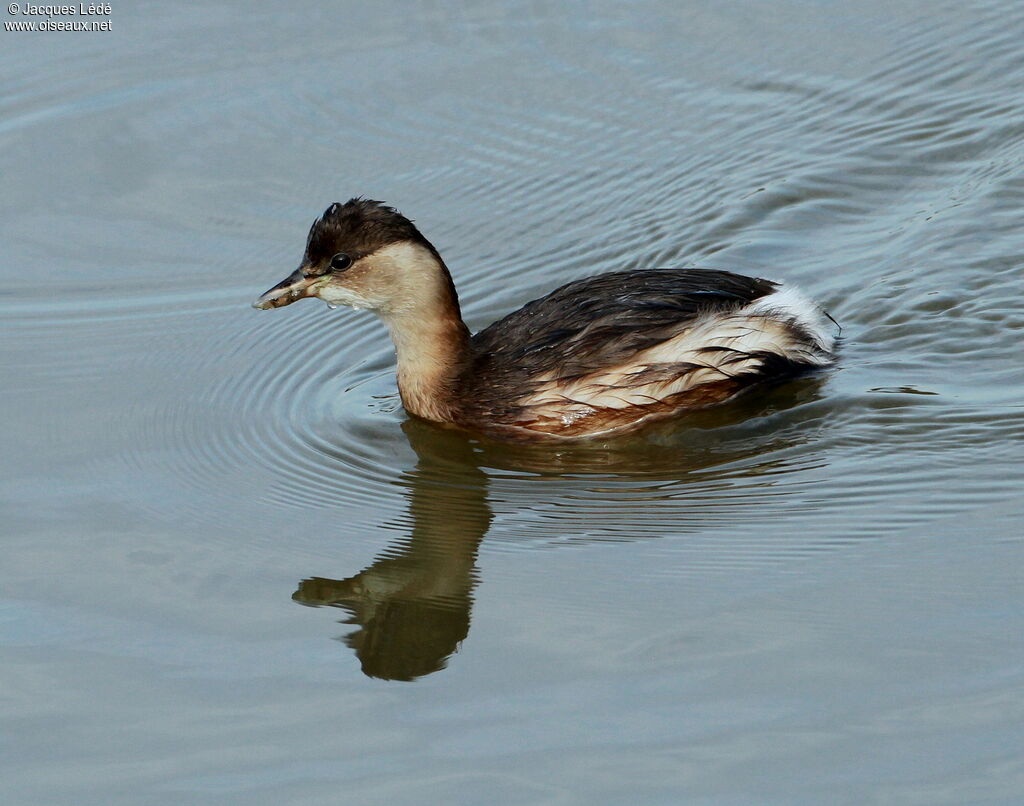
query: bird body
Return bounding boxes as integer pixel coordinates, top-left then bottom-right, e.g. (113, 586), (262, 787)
(255, 200), (836, 440)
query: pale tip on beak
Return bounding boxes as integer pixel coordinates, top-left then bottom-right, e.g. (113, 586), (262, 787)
(253, 269), (318, 310)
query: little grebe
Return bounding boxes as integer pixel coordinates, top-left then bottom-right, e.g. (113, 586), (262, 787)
(254, 199), (837, 439)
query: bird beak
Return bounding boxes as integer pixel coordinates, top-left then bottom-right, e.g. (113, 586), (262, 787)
(252, 269), (321, 310)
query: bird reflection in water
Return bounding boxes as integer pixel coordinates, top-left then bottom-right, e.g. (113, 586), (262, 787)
(292, 420), (491, 681)
(293, 376), (828, 680)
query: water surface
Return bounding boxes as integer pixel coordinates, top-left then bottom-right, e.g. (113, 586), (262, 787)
(2, 1), (1023, 804)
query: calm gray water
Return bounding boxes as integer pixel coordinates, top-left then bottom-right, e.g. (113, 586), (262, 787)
(3, 1), (1023, 803)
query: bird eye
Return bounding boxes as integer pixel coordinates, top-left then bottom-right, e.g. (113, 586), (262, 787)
(330, 253), (352, 271)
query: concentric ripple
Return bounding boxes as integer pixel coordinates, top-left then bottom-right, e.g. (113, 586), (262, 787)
(2, 0), (1022, 571)
(7, 5), (1024, 803)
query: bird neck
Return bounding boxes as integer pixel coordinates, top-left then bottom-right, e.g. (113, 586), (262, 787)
(382, 261), (471, 423)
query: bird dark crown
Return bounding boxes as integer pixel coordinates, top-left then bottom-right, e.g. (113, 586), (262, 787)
(304, 198), (428, 264)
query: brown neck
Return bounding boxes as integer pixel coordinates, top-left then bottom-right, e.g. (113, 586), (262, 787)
(385, 293), (471, 424)
(353, 239), (472, 423)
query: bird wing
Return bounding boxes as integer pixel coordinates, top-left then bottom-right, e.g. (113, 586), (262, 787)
(464, 269), (780, 428)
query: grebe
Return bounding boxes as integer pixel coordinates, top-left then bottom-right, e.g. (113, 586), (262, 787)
(254, 199), (837, 439)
